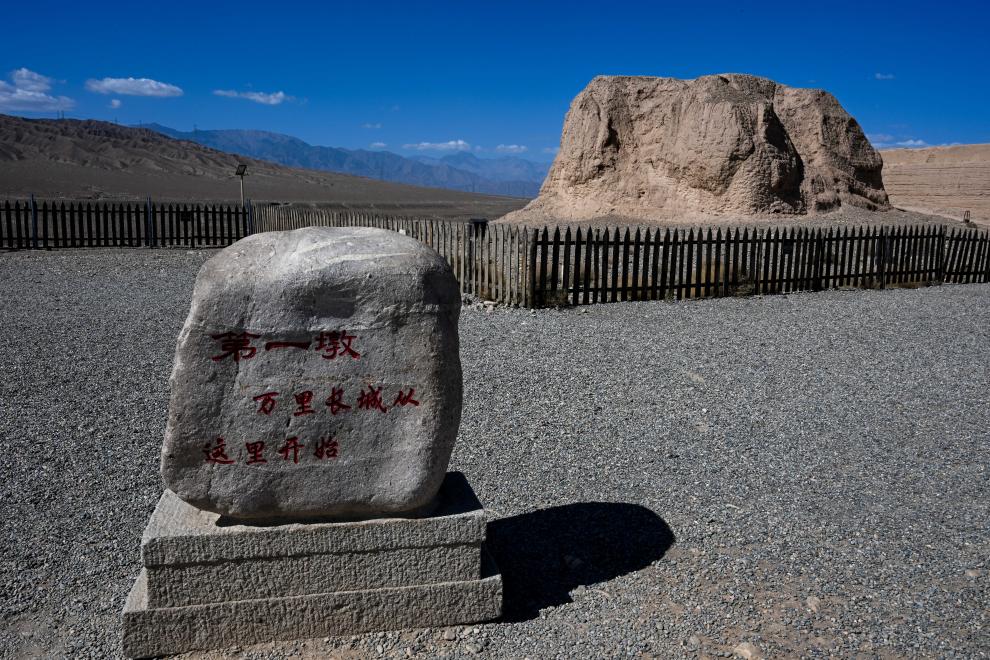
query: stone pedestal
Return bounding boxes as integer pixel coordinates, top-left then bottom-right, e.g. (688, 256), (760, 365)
(122, 473), (501, 658)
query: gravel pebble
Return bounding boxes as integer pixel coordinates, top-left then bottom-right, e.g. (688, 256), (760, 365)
(0, 248), (987, 659)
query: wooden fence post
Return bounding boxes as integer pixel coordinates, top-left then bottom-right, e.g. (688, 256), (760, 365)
(30, 195), (38, 249)
(876, 227), (886, 289)
(3, 201), (11, 249)
(935, 226), (947, 284)
(527, 228), (538, 308)
(814, 229), (824, 291)
(40, 201), (50, 250)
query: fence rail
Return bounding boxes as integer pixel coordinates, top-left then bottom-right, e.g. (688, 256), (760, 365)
(253, 204), (535, 306)
(255, 206), (990, 307)
(0, 199), (252, 249)
(5, 200), (989, 308)
(530, 224), (989, 306)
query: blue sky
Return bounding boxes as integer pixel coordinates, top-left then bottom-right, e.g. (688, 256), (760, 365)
(2, 0), (987, 159)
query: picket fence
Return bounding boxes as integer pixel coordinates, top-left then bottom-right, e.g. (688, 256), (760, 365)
(0, 199), (252, 249)
(253, 204), (534, 304)
(253, 205), (990, 307)
(529, 224), (989, 305)
(5, 200), (988, 308)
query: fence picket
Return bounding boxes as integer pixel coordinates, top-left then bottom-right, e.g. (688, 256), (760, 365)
(596, 229), (607, 303)
(137, 203), (146, 247)
(3, 201), (11, 248)
(571, 228), (582, 306)
(580, 228), (591, 305)
(5, 200), (987, 307)
(978, 231), (990, 283)
(630, 228), (641, 301)
(561, 227), (572, 304)
(944, 229), (958, 283)
(713, 228), (723, 297)
(801, 228), (811, 291)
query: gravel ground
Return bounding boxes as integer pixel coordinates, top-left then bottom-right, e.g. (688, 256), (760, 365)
(0, 249), (987, 659)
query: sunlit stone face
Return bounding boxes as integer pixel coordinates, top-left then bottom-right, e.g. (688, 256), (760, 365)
(160, 226), (462, 521)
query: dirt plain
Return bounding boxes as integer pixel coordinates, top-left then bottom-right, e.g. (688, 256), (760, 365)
(880, 144), (990, 227)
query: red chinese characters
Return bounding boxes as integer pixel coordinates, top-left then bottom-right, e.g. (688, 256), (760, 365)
(315, 330), (361, 360)
(292, 391), (316, 416)
(245, 441), (267, 464)
(357, 386), (388, 413)
(200, 436), (344, 465)
(393, 388), (420, 407)
(325, 387), (351, 415)
(203, 437), (235, 464)
(210, 330), (360, 362)
(211, 332), (260, 362)
(251, 386), (420, 417)
(278, 437), (305, 463)
(314, 438), (339, 460)
(253, 392), (279, 415)
(265, 340), (311, 351)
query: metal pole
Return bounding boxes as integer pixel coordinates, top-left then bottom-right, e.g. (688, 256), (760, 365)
(239, 175), (245, 209)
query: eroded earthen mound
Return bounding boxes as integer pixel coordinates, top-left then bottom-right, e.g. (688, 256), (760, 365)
(503, 74), (890, 223)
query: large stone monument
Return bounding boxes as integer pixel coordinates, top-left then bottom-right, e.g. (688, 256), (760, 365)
(122, 227), (502, 658)
(501, 73), (890, 224)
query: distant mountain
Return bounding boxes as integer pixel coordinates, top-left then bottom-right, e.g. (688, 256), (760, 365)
(411, 152), (550, 185)
(139, 125), (546, 198)
(0, 114), (529, 217)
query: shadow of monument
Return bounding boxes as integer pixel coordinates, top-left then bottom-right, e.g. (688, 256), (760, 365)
(487, 503), (675, 621)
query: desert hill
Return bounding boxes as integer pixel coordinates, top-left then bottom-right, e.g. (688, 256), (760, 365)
(140, 124), (547, 198)
(881, 144), (990, 225)
(0, 114), (526, 219)
(502, 74), (892, 225)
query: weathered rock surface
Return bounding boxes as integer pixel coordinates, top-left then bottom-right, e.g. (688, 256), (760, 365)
(502, 74), (890, 223)
(160, 226), (462, 520)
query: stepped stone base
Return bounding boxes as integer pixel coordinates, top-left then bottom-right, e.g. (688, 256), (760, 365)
(122, 473), (502, 658)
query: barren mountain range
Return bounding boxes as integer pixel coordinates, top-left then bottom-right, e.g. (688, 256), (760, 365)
(139, 124), (548, 198)
(0, 114), (527, 218)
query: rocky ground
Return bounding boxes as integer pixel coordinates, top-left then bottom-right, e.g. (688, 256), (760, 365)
(0, 249), (987, 659)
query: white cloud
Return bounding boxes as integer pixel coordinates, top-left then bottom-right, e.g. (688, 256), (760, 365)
(402, 139), (472, 152)
(362, 122), (382, 129)
(213, 89), (290, 105)
(0, 68), (74, 112)
(874, 72), (895, 80)
(881, 139), (928, 149)
(495, 144), (528, 154)
(11, 68), (52, 92)
(542, 146), (559, 155)
(86, 77), (183, 97)
(109, 98), (122, 109)
(870, 134), (930, 149)
(370, 141), (387, 149)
